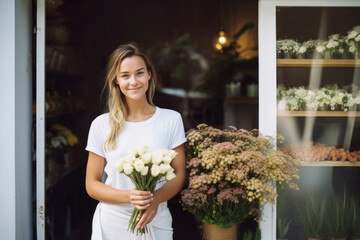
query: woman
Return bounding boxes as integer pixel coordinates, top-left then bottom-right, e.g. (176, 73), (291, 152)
(85, 42), (186, 240)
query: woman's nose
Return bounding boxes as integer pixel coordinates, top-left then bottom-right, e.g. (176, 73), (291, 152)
(129, 75), (137, 85)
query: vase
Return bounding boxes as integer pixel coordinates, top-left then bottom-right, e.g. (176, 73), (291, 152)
(202, 223), (237, 240)
(355, 46), (360, 59)
(324, 51), (333, 59)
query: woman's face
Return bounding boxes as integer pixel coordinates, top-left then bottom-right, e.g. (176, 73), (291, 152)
(116, 55), (151, 103)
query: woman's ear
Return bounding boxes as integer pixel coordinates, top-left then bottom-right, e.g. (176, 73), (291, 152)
(148, 71), (151, 81)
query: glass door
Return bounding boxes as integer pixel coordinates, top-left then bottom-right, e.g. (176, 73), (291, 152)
(275, 6), (360, 240)
(37, 0), (96, 239)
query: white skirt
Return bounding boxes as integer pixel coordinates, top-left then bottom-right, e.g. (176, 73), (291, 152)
(91, 202), (173, 240)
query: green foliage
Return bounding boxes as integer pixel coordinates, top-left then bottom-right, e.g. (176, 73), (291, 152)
(199, 23), (255, 99)
(326, 189), (352, 238)
(278, 217), (291, 239)
(242, 228), (261, 240)
(350, 195), (360, 238)
(187, 192), (258, 228)
(277, 188), (292, 239)
(297, 194), (326, 238)
(147, 34), (206, 90)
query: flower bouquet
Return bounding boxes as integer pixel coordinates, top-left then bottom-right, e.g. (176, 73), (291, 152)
(113, 146), (177, 235)
(181, 124), (299, 229)
(45, 124), (78, 163)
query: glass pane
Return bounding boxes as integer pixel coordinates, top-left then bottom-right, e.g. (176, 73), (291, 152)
(44, 4), (95, 239)
(276, 7), (360, 240)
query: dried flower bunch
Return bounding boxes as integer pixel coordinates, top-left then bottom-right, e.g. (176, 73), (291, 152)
(180, 124), (299, 228)
(277, 84), (360, 112)
(280, 141), (360, 162)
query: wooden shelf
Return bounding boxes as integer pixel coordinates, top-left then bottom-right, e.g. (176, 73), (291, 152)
(277, 59), (360, 67)
(225, 97), (258, 104)
(298, 161), (360, 167)
(277, 110), (360, 117)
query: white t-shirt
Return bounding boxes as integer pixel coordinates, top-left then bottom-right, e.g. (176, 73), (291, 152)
(86, 106), (186, 198)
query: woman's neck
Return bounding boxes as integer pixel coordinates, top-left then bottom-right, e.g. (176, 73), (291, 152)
(125, 99), (156, 122)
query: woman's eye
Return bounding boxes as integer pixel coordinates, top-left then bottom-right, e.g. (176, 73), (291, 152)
(137, 72), (144, 76)
(121, 74), (129, 78)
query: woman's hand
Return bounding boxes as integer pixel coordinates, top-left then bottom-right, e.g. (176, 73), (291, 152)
(129, 189), (153, 210)
(136, 195), (160, 229)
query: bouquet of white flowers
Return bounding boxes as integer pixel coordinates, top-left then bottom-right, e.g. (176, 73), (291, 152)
(113, 145), (177, 235)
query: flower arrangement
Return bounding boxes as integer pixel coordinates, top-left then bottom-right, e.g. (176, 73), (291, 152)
(280, 141), (360, 162)
(276, 39), (300, 59)
(113, 146), (177, 235)
(345, 25), (360, 58)
(277, 25), (360, 59)
(45, 124), (78, 161)
(180, 124), (299, 228)
(277, 84), (360, 112)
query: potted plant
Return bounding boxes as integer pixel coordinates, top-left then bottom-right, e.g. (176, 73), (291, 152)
(180, 124), (299, 240)
(326, 190), (351, 240)
(277, 217), (291, 240)
(297, 194), (326, 240)
(242, 228), (261, 240)
(350, 195), (360, 240)
(277, 188), (292, 240)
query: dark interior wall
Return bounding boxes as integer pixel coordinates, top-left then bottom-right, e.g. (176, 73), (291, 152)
(64, 0), (258, 118)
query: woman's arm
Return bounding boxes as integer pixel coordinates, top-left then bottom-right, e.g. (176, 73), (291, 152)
(85, 151), (153, 210)
(137, 144), (186, 229)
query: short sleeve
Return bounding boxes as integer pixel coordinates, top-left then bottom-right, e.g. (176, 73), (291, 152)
(170, 113), (187, 149)
(85, 119), (106, 158)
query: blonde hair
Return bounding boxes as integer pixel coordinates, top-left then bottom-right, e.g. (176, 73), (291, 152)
(104, 42), (157, 152)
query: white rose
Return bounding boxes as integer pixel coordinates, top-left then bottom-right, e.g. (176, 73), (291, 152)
(58, 136), (67, 145)
(338, 48), (344, 54)
(51, 137), (61, 148)
(299, 46), (307, 54)
(166, 170), (176, 181)
(329, 34), (340, 40)
(151, 151), (163, 165)
(159, 164), (171, 174)
(129, 145), (149, 157)
(141, 152), (152, 164)
(151, 165), (160, 177)
(162, 156), (173, 164)
(137, 145), (149, 155)
(348, 30), (358, 39)
(326, 39), (339, 49)
(316, 45), (325, 53)
(355, 35), (360, 42)
(353, 25), (360, 32)
(113, 158), (125, 173)
(168, 150), (178, 160)
(134, 159), (145, 172)
(123, 163), (134, 175)
(124, 155), (135, 164)
(140, 166), (149, 176)
(349, 45), (356, 53)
